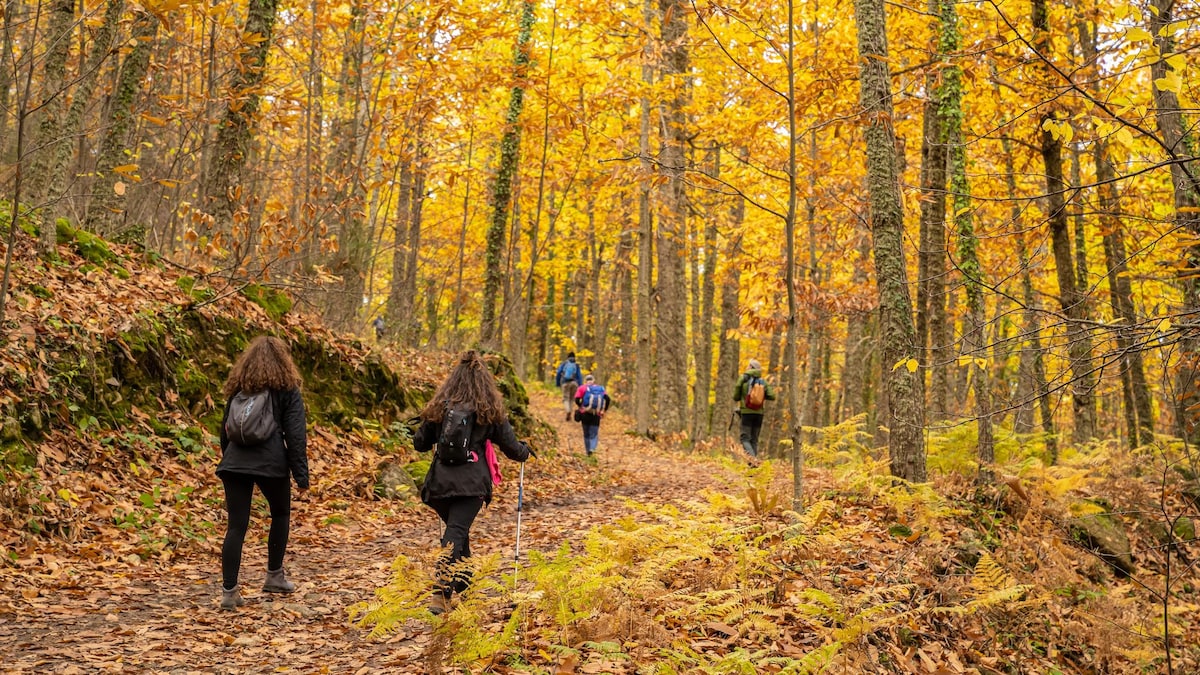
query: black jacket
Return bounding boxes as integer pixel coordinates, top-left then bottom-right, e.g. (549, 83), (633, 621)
(217, 388), (310, 489)
(414, 415), (529, 503)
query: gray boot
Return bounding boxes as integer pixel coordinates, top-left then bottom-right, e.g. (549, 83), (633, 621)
(220, 585), (245, 610)
(263, 568), (296, 594)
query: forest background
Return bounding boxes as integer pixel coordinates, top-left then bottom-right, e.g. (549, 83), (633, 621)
(3, 0), (1200, 669)
(2, 0), (1200, 499)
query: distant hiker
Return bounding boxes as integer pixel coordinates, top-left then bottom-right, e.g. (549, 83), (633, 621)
(372, 316), (385, 341)
(573, 374), (610, 456)
(413, 350), (533, 615)
(732, 359), (775, 458)
(554, 352), (583, 421)
(216, 336), (309, 611)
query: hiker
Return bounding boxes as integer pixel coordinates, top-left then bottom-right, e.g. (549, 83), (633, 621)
(732, 358), (775, 458)
(216, 336), (309, 611)
(372, 316), (385, 341)
(554, 351), (583, 421)
(573, 374), (610, 456)
(413, 350), (533, 615)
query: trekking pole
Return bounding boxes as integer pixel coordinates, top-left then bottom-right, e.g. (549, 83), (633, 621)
(513, 462), (525, 586)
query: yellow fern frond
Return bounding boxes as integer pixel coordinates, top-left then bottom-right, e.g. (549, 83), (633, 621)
(970, 552), (1014, 594)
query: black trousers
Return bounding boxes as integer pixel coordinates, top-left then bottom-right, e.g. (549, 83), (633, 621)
(739, 413), (764, 457)
(220, 472), (291, 590)
(427, 496), (484, 598)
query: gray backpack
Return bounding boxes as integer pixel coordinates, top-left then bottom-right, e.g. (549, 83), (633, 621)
(225, 390), (279, 446)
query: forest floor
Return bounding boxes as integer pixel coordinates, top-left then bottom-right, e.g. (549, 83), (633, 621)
(0, 389), (749, 674)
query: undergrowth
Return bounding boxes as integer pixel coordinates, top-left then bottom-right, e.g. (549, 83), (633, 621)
(355, 417), (1199, 673)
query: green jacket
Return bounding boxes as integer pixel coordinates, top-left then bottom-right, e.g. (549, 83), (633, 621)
(733, 369), (775, 415)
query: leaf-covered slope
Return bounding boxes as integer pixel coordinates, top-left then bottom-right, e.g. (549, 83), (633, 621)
(0, 228), (534, 563)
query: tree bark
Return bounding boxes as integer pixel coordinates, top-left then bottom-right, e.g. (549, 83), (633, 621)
(323, 0), (367, 331)
(27, 0), (72, 253)
(915, 3), (949, 418)
(654, 0), (690, 436)
(202, 0), (279, 236)
(0, 0), (18, 164)
(480, 0), (536, 348)
(1032, 0), (1097, 443)
(1148, 0), (1200, 442)
(852, 0), (926, 481)
(940, 0), (992, 473)
(692, 145), (719, 441)
(83, 10), (158, 236)
(634, 0), (655, 436)
(1074, 20), (1155, 447)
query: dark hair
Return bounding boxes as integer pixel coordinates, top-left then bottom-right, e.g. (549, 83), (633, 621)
(420, 350), (508, 425)
(223, 336), (303, 397)
(567, 352), (575, 358)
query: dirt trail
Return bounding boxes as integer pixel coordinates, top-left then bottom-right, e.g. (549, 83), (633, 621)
(0, 390), (743, 673)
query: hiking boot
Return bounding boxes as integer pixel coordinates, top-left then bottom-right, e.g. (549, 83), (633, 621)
(263, 568), (296, 594)
(428, 594), (449, 616)
(220, 585), (245, 611)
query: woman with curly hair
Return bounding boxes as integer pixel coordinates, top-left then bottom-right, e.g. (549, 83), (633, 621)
(216, 336), (309, 610)
(413, 350), (532, 614)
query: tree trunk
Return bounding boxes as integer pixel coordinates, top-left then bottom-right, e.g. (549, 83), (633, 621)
(940, 0), (992, 473)
(715, 192), (744, 445)
(385, 154), (414, 337)
(202, 0), (279, 235)
(915, 4), (949, 418)
(654, 0), (690, 436)
(634, 0), (655, 436)
(27, 0), (72, 254)
(0, 0), (19, 163)
(480, 0), (536, 348)
(402, 143), (427, 345)
(1148, 0), (1200, 442)
(617, 203), (636, 388)
(840, 243), (873, 422)
(692, 145), (719, 441)
(323, 1), (367, 331)
(1074, 20), (1155, 447)
(852, 0), (926, 481)
(1032, 0), (1096, 443)
(83, 10), (158, 236)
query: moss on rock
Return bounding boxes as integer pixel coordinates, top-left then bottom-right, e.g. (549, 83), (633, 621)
(240, 284), (293, 321)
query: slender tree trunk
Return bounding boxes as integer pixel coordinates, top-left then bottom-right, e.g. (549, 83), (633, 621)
(715, 193), (744, 445)
(323, 1), (367, 331)
(841, 243), (873, 422)
(783, 0), (804, 508)
(617, 203), (636, 387)
(654, 0), (690, 436)
(480, 0), (536, 348)
(761, 322), (786, 457)
(82, 10), (158, 236)
(915, 0), (950, 418)
(0, 0), (17, 164)
(27, 0), (72, 253)
(402, 141), (427, 344)
(385, 154), (414, 336)
(692, 145), (719, 441)
(852, 0), (926, 480)
(452, 129), (473, 342)
(1148, 0), (1200, 442)
(1032, 0), (1096, 443)
(1070, 20), (1155, 447)
(634, 0), (655, 436)
(939, 0), (991, 474)
(202, 0), (279, 235)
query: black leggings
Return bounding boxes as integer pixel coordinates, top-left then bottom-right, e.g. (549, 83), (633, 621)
(220, 473), (291, 590)
(427, 497), (484, 598)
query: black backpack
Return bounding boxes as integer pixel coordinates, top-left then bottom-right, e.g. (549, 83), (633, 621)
(437, 407), (478, 465)
(225, 390), (279, 446)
